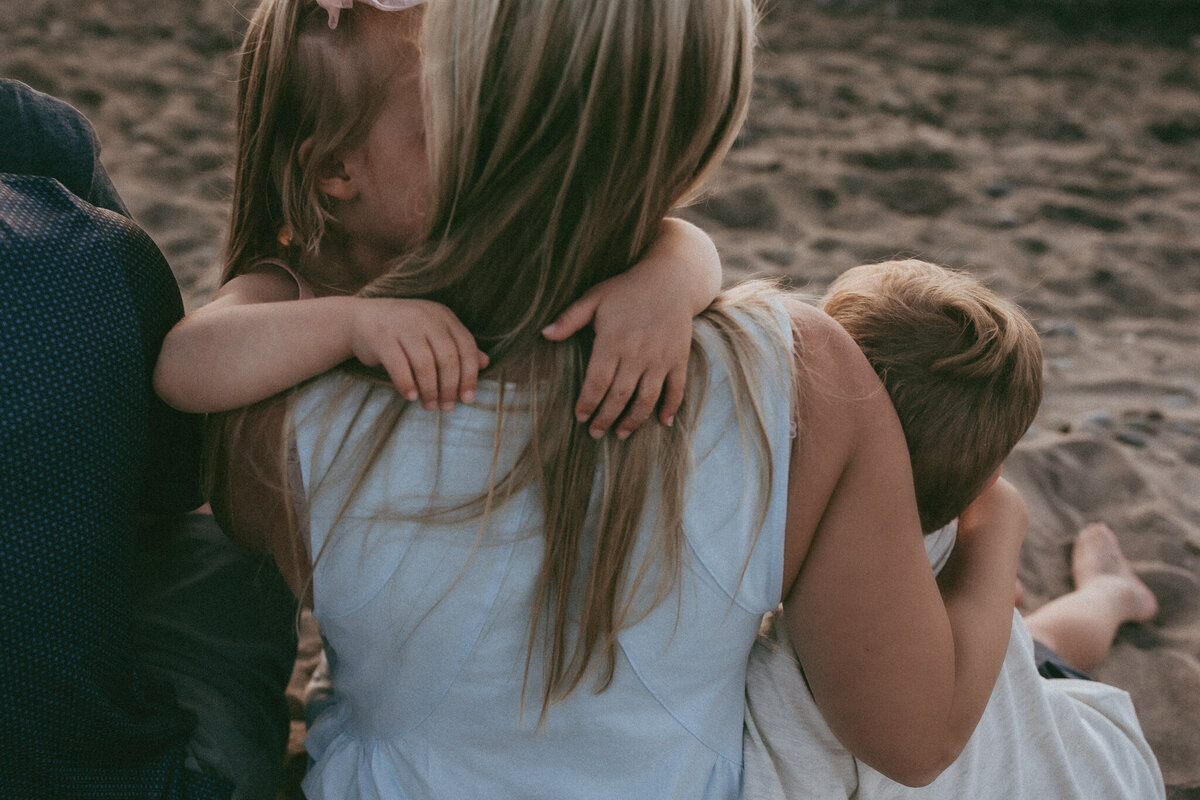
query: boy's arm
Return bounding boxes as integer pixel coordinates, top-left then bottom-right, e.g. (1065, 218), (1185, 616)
(154, 271), (486, 414)
(780, 299), (1020, 787)
(542, 217), (721, 439)
(933, 476), (1027, 743)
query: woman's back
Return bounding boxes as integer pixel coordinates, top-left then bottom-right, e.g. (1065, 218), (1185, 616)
(295, 307), (794, 799)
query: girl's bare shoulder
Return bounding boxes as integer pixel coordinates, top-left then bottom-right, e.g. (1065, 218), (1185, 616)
(214, 263), (310, 305)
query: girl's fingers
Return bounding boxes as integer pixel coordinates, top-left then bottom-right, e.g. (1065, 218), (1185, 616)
(587, 364), (638, 438)
(543, 291), (600, 342)
(576, 351), (618, 424)
(448, 324), (481, 403)
(380, 348), (419, 403)
(427, 332), (461, 411)
(615, 372), (664, 440)
(458, 352), (478, 404)
(404, 343), (439, 411)
(658, 365), (686, 426)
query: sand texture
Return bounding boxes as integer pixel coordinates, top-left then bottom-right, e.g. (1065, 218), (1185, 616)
(3, 1), (1198, 797)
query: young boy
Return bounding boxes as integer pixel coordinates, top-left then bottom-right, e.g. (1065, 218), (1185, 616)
(742, 259), (1164, 799)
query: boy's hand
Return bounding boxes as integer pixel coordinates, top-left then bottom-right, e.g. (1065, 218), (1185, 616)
(956, 475), (1027, 550)
(938, 474), (1027, 611)
(543, 273), (691, 440)
(348, 298), (489, 411)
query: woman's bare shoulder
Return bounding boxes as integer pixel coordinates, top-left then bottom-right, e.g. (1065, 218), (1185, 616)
(779, 293), (885, 403)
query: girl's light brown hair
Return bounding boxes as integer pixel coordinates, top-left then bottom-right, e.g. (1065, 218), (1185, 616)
(822, 259), (1043, 533)
(222, 0), (417, 287)
(207, 1), (421, 590)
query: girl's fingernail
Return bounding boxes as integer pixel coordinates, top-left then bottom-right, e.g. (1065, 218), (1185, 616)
(589, 427), (605, 440)
(576, 411), (590, 423)
(461, 389), (475, 403)
(664, 416), (674, 427)
(405, 391), (419, 402)
(617, 429), (631, 440)
(441, 401), (456, 412)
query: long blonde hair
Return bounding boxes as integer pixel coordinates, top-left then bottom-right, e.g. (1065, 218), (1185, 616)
(266, 0), (785, 715)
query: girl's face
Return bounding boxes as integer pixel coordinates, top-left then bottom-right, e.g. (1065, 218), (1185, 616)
(333, 12), (428, 279)
(355, 60), (428, 254)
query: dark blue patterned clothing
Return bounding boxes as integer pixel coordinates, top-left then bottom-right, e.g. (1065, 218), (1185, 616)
(0, 79), (129, 217)
(0, 80), (297, 799)
(0, 174), (230, 797)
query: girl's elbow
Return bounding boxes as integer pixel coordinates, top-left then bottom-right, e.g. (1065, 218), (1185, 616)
(153, 374), (189, 413)
(152, 359), (201, 413)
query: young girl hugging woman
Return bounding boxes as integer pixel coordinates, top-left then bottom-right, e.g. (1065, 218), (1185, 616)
(204, 0), (1027, 797)
(154, 0), (724, 444)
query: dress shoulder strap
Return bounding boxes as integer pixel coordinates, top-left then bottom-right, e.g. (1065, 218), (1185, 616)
(250, 257), (315, 300)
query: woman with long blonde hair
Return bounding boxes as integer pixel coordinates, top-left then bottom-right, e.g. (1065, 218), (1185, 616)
(212, 0), (1024, 796)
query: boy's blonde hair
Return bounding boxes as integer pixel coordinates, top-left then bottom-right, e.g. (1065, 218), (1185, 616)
(822, 259), (1043, 533)
(222, 0), (418, 285)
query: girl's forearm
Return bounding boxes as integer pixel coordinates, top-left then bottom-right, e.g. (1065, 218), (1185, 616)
(154, 297), (360, 413)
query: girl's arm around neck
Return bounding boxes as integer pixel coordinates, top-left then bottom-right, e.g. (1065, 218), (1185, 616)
(541, 217), (721, 438)
(649, 217), (723, 316)
(153, 270), (487, 414)
(778, 297), (1017, 787)
(155, 270), (344, 413)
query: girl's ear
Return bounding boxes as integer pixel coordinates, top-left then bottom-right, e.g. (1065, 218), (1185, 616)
(299, 137), (359, 201)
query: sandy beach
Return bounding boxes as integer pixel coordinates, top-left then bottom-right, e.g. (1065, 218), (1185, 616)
(4, 0), (1198, 796)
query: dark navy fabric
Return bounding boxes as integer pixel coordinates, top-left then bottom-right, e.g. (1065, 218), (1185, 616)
(0, 174), (230, 798)
(0, 79), (129, 218)
(0, 79), (297, 799)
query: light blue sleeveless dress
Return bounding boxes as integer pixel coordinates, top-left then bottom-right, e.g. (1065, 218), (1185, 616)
(294, 309), (794, 799)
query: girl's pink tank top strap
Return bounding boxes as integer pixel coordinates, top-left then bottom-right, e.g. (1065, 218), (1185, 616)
(251, 257), (315, 300)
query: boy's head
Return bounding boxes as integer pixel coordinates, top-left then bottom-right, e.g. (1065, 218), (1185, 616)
(822, 259), (1043, 533)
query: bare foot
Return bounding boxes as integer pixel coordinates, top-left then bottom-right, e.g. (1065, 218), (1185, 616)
(1072, 523), (1159, 624)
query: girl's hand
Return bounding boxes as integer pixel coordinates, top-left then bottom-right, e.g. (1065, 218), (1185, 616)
(348, 298), (489, 411)
(542, 218), (721, 440)
(544, 276), (692, 439)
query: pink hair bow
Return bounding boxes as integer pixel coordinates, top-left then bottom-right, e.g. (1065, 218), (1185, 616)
(315, 0), (426, 29)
